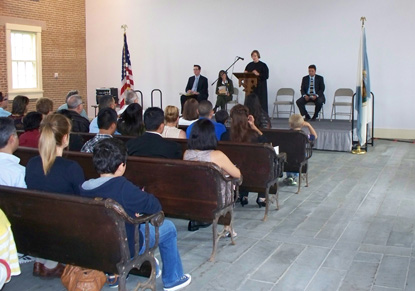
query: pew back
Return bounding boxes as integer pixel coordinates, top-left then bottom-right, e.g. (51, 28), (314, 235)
(0, 186), (134, 274)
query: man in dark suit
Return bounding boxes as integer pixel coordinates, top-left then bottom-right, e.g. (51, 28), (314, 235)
(180, 65), (209, 113)
(126, 107), (182, 159)
(296, 64), (325, 121)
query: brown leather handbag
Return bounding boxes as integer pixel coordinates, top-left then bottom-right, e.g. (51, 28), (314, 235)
(61, 265), (107, 291)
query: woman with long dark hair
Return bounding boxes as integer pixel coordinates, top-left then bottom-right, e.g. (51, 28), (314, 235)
(244, 93), (271, 129)
(214, 70), (234, 112)
(117, 103), (145, 136)
(221, 104), (268, 207)
(184, 119), (241, 236)
(9, 95), (29, 130)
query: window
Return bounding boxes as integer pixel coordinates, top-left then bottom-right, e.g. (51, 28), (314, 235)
(6, 23), (43, 99)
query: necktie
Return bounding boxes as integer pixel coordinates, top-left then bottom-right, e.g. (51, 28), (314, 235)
(192, 77), (199, 92)
(309, 77), (315, 95)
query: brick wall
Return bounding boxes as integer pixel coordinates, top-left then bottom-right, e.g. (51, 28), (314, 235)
(0, 0), (87, 114)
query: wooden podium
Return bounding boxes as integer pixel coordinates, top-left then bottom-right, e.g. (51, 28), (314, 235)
(233, 72), (258, 95)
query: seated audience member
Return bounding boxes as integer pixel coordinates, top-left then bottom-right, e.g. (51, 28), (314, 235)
(126, 107), (182, 159)
(81, 108), (117, 153)
(60, 94), (90, 133)
(36, 97), (54, 117)
(284, 114), (317, 186)
(117, 103), (145, 136)
(89, 95), (116, 133)
(178, 99), (199, 126)
(0, 118), (26, 188)
(296, 64), (325, 121)
(118, 89), (139, 116)
(25, 113), (85, 194)
(244, 93), (271, 129)
(186, 101), (225, 140)
(58, 90), (88, 119)
(214, 109), (230, 139)
(25, 113), (85, 278)
(221, 104), (268, 207)
(0, 92), (10, 117)
(56, 110), (84, 151)
(184, 119), (241, 235)
(19, 112), (42, 148)
(9, 95), (29, 130)
(80, 138), (191, 291)
(0, 209), (21, 288)
(162, 106), (186, 139)
(180, 65), (208, 113)
(214, 70), (234, 112)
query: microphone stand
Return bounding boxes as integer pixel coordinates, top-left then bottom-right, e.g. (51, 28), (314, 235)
(211, 57), (243, 86)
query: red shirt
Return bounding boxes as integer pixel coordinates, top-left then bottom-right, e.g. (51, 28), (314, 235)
(19, 129), (40, 148)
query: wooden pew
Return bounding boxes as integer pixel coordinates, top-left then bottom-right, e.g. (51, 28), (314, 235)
(15, 147), (240, 262)
(180, 126), (312, 194)
(259, 129), (313, 194)
(70, 132), (285, 221)
(0, 185), (164, 291)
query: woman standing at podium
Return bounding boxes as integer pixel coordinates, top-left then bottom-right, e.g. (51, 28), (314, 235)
(244, 50), (269, 114)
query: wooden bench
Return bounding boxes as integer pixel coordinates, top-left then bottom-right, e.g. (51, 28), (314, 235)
(0, 185), (164, 291)
(260, 129), (313, 194)
(169, 139), (285, 221)
(70, 132), (285, 221)
(180, 126), (313, 194)
(15, 147), (240, 262)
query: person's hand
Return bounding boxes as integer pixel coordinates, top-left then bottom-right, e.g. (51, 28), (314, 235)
(194, 91), (199, 95)
(247, 114), (255, 127)
(304, 95), (310, 102)
(253, 70), (260, 76)
(311, 95), (317, 101)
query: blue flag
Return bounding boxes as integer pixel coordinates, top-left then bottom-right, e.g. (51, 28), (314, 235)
(355, 26), (371, 146)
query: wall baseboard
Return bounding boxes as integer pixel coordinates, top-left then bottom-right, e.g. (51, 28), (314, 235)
(374, 128), (415, 140)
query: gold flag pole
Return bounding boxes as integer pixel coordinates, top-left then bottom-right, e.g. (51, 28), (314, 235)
(352, 17), (367, 155)
(360, 16), (366, 27)
(121, 24), (128, 33)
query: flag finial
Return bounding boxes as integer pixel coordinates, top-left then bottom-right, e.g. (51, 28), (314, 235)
(121, 24), (128, 33)
(360, 17), (366, 27)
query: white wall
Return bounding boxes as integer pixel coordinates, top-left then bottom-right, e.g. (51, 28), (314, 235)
(86, 0), (415, 136)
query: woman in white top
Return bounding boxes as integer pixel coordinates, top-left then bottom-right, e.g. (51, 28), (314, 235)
(162, 106), (186, 139)
(178, 99), (199, 126)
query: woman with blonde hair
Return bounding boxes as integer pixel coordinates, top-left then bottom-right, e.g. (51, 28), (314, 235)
(26, 113), (85, 194)
(25, 113), (85, 278)
(162, 105), (186, 139)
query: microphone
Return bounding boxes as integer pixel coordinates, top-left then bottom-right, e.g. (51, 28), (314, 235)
(237, 56), (244, 61)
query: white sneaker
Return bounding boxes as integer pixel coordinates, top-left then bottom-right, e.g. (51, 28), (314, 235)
(164, 274), (191, 291)
(155, 257), (162, 279)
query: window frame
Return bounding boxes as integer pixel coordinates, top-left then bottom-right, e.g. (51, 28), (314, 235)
(5, 23), (43, 99)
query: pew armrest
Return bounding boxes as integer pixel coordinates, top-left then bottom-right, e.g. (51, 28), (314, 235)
(104, 198), (165, 226)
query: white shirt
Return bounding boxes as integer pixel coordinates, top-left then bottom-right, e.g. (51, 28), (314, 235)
(178, 117), (197, 126)
(0, 153), (26, 188)
(117, 104), (129, 116)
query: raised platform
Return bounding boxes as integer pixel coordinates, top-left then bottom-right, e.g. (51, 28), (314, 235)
(270, 118), (353, 152)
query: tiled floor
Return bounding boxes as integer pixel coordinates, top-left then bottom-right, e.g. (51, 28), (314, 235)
(4, 139), (415, 291)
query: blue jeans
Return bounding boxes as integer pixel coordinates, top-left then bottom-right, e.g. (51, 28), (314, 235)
(139, 219), (184, 287)
(286, 172), (299, 178)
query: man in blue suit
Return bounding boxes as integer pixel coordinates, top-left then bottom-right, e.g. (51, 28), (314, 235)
(180, 65), (208, 113)
(296, 64), (325, 121)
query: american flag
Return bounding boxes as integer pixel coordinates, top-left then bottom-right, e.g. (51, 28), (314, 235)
(120, 32), (134, 107)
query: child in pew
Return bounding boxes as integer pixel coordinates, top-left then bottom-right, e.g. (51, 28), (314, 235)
(284, 114), (317, 186)
(80, 138), (191, 291)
